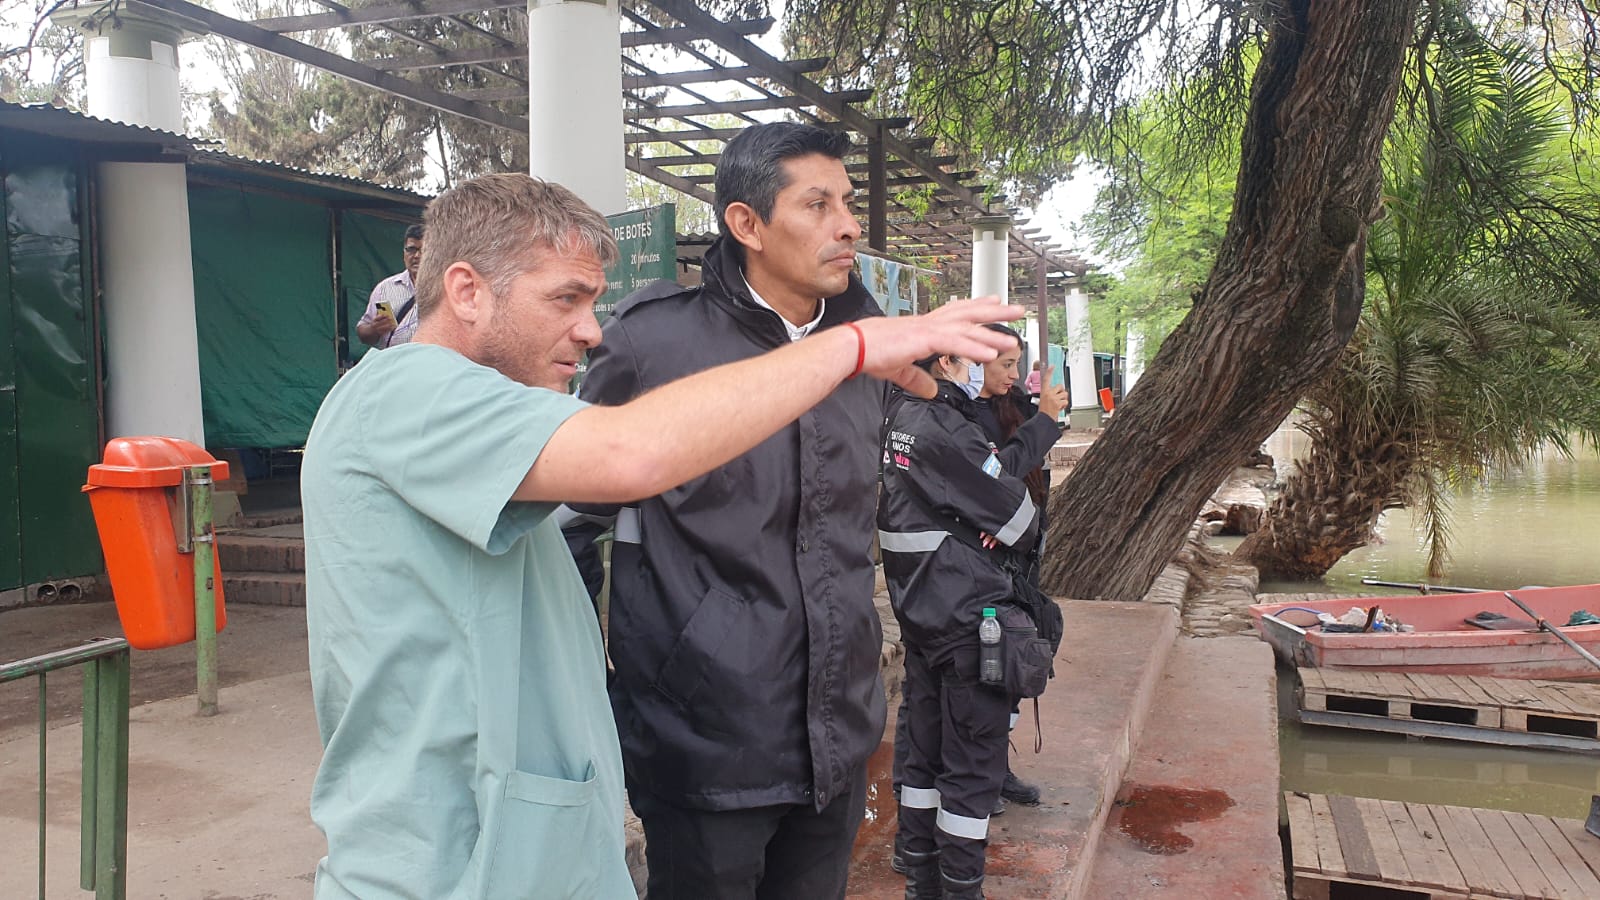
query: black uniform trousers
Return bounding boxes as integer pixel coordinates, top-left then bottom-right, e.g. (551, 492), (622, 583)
(628, 764), (869, 900)
(896, 641), (1012, 881)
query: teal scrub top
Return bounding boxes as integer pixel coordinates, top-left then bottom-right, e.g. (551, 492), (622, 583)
(301, 343), (631, 899)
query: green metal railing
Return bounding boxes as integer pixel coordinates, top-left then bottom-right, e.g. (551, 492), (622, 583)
(1, 637), (130, 900)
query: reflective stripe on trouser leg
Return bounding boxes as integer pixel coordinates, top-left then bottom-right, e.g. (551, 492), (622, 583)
(930, 644), (1012, 881)
(901, 785), (940, 809)
(936, 807), (989, 840)
(1009, 712), (1019, 730)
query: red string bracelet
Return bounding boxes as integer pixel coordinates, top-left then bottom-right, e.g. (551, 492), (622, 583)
(844, 322), (866, 379)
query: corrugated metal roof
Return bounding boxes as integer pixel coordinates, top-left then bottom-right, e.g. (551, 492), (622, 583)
(0, 100), (429, 207)
(189, 149), (431, 206)
(0, 99), (205, 150)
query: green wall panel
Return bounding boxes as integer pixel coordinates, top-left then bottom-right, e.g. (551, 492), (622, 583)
(190, 185), (336, 447)
(339, 212), (411, 364)
(0, 193), (19, 591)
(1, 149), (103, 589)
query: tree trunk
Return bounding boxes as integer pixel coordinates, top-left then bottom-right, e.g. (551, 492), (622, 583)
(1039, 0), (1419, 601)
(1234, 424), (1415, 581)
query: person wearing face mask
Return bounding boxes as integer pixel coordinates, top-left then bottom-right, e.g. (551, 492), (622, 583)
(877, 352), (1062, 899)
(971, 324), (1068, 809)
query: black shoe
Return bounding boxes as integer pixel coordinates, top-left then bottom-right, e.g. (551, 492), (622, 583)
(990, 795), (1008, 817)
(1000, 767), (1041, 806)
(890, 830), (908, 874)
(941, 869), (986, 900)
(901, 849), (943, 900)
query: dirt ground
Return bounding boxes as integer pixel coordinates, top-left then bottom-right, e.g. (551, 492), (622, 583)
(0, 600), (309, 735)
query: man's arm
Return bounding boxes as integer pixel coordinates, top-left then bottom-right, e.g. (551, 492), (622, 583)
(516, 298), (1021, 504)
(354, 284), (398, 347)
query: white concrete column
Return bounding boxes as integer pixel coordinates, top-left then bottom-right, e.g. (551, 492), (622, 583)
(970, 216), (1010, 304)
(55, 1), (205, 445)
(527, 0), (626, 216)
(98, 165), (204, 443)
(1124, 323), (1146, 398)
(1065, 283), (1099, 430)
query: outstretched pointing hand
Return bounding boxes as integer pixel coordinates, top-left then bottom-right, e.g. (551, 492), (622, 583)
(852, 296), (1023, 398)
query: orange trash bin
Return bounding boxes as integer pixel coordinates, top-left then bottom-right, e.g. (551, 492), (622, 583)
(82, 437), (229, 650)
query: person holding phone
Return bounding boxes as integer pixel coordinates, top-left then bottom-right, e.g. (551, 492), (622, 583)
(355, 224), (424, 349)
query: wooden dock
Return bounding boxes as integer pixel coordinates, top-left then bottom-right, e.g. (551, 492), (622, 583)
(1285, 792), (1600, 899)
(1298, 668), (1600, 753)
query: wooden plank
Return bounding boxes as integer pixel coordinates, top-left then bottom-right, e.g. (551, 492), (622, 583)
(1307, 793), (1349, 876)
(1506, 812), (1589, 899)
(1473, 807), (1559, 898)
(1284, 793), (1322, 872)
(1472, 676), (1531, 708)
(1447, 674), (1498, 706)
(1407, 672), (1459, 703)
(1494, 678), (1544, 708)
(1502, 708), (1530, 732)
(1289, 870), (1332, 900)
(1314, 668), (1352, 692)
(1301, 689), (1328, 713)
(1379, 798), (1454, 889)
(1525, 813), (1600, 898)
(1527, 684), (1583, 716)
(1543, 683), (1600, 717)
(1359, 670), (1394, 697)
(1298, 667), (1325, 692)
(1551, 818), (1600, 883)
(1324, 794), (1374, 879)
(1374, 671), (1413, 699)
(1353, 795), (1415, 886)
(1394, 801), (1469, 891)
(1292, 870), (1469, 899)
(1430, 802), (1521, 897)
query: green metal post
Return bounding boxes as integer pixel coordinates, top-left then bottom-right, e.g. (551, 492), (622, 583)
(0, 638), (128, 899)
(38, 672), (46, 899)
(190, 464), (218, 716)
(80, 663), (98, 891)
(92, 652), (129, 900)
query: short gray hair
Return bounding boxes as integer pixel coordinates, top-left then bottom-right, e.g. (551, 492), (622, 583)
(416, 174), (618, 317)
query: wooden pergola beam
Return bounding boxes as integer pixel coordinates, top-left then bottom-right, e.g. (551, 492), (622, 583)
(624, 59), (827, 90)
(629, 89), (871, 122)
(455, 86), (526, 102)
(254, 0), (522, 33)
(365, 17), (775, 72)
(139, 0), (527, 131)
(368, 43), (523, 71)
(625, 127), (751, 144)
(626, 154), (716, 205)
(642, 0), (1066, 267)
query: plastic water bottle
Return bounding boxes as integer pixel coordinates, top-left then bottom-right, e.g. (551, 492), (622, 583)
(979, 607), (1003, 686)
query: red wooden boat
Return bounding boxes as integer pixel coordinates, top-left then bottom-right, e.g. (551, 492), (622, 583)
(1249, 584), (1600, 680)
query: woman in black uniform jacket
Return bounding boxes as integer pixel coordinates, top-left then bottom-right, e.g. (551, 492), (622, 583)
(971, 325), (1068, 806)
(878, 352), (1062, 899)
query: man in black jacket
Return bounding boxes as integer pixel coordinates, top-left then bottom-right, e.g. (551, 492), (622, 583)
(566, 123), (890, 898)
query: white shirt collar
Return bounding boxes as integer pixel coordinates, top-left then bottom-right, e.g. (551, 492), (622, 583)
(742, 272), (825, 343)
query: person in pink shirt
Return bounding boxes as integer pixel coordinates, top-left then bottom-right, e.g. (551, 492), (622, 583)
(1024, 360), (1043, 396)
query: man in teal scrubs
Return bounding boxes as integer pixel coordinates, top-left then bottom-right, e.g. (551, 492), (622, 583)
(301, 173), (1023, 899)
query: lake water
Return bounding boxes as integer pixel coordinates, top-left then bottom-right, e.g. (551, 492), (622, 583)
(1257, 427), (1600, 820)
